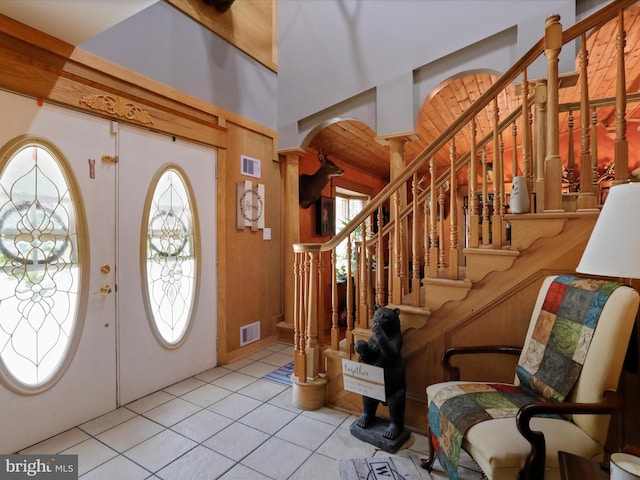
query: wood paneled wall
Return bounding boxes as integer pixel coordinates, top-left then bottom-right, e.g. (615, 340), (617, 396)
(218, 121), (283, 363)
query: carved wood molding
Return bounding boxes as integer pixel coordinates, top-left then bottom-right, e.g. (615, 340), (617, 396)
(79, 94), (153, 125)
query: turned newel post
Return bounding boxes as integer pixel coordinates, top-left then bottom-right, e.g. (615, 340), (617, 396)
(280, 149), (304, 333)
(390, 137), (408, 299)
(291, 243), (327, 410)
(376, 132), (418, 303)
(305, 246), (321, 378)
(543, 14), (564, 212)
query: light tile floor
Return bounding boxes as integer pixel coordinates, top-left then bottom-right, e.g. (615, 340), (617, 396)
(20, 343), (484, 479)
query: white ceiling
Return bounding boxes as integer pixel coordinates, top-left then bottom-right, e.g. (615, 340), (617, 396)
(0, 0), (159, 45)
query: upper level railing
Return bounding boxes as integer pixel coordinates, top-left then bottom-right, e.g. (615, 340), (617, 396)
(291, 0), (639, 389)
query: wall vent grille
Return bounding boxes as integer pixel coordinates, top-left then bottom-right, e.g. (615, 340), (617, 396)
(241, 155), (261, 179)
(240, 321), (260, 346)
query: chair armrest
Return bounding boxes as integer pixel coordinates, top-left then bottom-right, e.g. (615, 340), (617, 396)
(442, 345), (522, 380)
(515, 390), (620, 480)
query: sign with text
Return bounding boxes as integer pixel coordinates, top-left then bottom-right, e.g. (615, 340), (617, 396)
(341, 358), (386, 402)
(0, 455), (78, 479)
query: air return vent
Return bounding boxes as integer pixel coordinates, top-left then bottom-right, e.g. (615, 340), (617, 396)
(240, 321), (260, 346)
(241, 155), (261, 179)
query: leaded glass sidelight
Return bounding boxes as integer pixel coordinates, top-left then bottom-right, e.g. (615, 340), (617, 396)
(143, 167), (197, 346)
(0, 140), (83, 390)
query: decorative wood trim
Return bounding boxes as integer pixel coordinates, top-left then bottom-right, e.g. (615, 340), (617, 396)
(0, 13), (281, 149)
(79, 94), (153, 125)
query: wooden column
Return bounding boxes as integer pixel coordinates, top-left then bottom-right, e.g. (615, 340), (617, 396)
(376, 206), (386, 306)
(429, 156), (439, 274)
(449, 140), (459, 280)
(577, 32), (597, 210)
(292, 249), (306, 381)
(468, 119), (480, 248)
(520, 69), (533, 212)
(346, 236), (354, 351)
(491, 98), (503, 248)
(291, 243), (327, 411)
(376, 132), (418, 301)
(330, 248), (339, 350)
(279, 149), (304, 334)
(481, 150), (490, 246)
(389, 136), (408, 297)
(591, 109), (599, 195)
(543, 14), (564, 212)
(411, 173), (421, 305)
(392, 191), (402, 304)
(534, 80), (548, 212)
(613, 10), (629, 186)
(359, 224), (369, 328)
(512, 122), (518, 179)
(567, 111), (575, 191)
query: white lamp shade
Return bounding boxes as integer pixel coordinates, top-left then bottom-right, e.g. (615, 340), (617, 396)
(576, 182), (640, 279)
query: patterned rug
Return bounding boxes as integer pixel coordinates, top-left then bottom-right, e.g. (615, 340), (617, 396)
(338, 456), (431, 480)
(262, 361), (294, 386)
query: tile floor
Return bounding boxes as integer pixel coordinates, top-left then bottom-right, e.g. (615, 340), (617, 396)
(19, 343), (484, 479)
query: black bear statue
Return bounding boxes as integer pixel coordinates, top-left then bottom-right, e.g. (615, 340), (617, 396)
(353, 304), (407, 443)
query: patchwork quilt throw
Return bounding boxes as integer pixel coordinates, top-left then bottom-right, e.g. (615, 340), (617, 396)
(429, 275), (622, 480)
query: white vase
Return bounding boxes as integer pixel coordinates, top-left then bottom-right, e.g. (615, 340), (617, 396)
(510, 176), (529, 214)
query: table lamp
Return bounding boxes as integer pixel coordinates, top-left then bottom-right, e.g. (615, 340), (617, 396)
(576, 182), (640, 479)
(576, 182), (640, 279)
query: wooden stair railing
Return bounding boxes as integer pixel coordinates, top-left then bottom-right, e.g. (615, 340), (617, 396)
(290, 0), (638, 411)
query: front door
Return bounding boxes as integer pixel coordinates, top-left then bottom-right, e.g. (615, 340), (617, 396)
(0, 90), (117, 453)
(117, 125), (217, 404)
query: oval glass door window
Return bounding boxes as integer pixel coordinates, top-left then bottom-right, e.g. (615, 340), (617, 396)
(0, 140), (84, 391)
(143, 167), (197, 347)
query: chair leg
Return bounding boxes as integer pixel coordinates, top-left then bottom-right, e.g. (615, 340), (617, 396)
(420, 423), (436, 471)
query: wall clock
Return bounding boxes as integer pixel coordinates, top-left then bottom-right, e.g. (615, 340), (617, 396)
(237, 180), (265, 231)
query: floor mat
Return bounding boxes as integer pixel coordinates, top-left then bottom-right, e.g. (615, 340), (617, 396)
(337, 456), (431, 480)
(262, 361), (294, 386)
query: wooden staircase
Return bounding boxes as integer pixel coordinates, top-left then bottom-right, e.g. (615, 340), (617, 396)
(326, 210), (599, 431)
(288, 0), (639, 432)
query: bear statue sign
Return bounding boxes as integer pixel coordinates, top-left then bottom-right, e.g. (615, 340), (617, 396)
(344, 305), (411, 453)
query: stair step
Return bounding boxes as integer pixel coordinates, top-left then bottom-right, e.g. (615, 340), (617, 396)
(387, 303), (430, 333)
(421, 277), (473, 310)
(464, 247), (520, 282)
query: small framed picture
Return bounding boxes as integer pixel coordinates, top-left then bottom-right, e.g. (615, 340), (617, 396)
(316, 196), (335, 236)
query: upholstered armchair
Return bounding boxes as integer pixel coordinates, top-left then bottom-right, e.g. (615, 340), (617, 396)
(422, 275), (639, 480)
